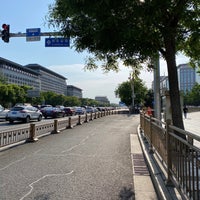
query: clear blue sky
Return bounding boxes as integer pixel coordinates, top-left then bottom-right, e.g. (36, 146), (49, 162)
(0, 0), (189, 103)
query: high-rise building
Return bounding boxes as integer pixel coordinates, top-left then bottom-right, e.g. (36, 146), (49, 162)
(177, 63), (199, 93)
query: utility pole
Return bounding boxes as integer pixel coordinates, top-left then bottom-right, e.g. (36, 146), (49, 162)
(153, 53), (161, 120)
(129, 70), (135, 114)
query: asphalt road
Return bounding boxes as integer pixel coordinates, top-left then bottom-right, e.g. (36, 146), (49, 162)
(0, 114), (139, 200)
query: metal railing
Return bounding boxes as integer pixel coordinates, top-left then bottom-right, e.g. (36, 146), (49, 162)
(140, 112), (200, 200)
(0, 110), (122, 149)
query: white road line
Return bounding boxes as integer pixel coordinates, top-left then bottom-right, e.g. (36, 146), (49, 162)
(19, 170), (74, 200)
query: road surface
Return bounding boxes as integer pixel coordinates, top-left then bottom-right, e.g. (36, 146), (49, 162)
(0, 114), (139, 200)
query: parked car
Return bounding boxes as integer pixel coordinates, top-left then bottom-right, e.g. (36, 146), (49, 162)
(63, 107), (75, 116)
(0, 105), (10, 120)
(75, 107), (86, 115)
(85, 107), (95, 113)
(6, 105), (43, 123)
(41, 107), (65, 119)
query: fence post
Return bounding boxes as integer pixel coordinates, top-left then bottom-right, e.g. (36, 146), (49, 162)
(85, 114), (89, 122)
(149, 116), (154, 153)
(165, 119), (174, 186)
(67, 117), (72, 128)
(26, 123), (38, 142)
(52, 120), (60, 134)
(90, 113), (93, 120)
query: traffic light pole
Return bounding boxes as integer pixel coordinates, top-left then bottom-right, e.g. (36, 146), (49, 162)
(0, 32), (61, 38)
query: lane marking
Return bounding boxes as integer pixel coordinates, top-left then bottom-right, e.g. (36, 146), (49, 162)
(19, 170), (74, 200)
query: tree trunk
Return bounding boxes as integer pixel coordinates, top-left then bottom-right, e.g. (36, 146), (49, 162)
(164, 35), (185, 137)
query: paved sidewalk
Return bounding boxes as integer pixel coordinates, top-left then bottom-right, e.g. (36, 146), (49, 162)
(184, 111), (200, 134)
(130, 133), (158, 200)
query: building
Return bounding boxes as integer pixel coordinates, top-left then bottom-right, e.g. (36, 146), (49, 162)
(0, 57), (40, 91)
(0, 57), (67, 96)
(177, 63), (199, 93)
(67, 85), (82, 98)
(95, 96), (110, 104)
(160, 76), (169, 95)
(159, 63), (200, 94)
(25, 64), (67, 95)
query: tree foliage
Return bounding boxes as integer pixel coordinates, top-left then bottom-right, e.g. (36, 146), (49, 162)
(184, 83), (200, 106)
(47, 0), (200, 130)
(115, 77), (148, 107)
(0, 84), (30, 107)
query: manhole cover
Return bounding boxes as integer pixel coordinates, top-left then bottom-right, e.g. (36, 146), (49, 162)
(132, 153), (149, 176)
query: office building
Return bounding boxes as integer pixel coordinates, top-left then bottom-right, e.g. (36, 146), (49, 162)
(95, 96), (110, 104)
(67, 85), (82, 98)
(159, 63), (200, 94)
(25, 64), (67, 95)
(177, 63), (199, 93)
(0, 57), (67, 96)
(0, 57), (40, 90)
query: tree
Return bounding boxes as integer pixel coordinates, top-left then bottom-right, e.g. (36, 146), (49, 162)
(0, 84), (28, 107)
(184, 83), (200, 106)
(48, 0), (200, 131)
(115, 77), (148, 109)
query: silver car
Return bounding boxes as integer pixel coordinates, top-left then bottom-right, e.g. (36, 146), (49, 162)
(0, 105), (10, 120)
(6, 105), (43, 123)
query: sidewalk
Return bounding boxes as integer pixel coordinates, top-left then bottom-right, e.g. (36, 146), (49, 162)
(134, 111), (200, 200)
(184, 111), (200, 134)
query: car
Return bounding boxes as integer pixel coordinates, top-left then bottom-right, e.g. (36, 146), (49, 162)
(85, 107), (95, 113)
(0, 105), (10, 120)
(63, 107), (75, 116)
(6, 105), (43, 123)
(41, 107), (65, 119)
(75, 107), (86, 115)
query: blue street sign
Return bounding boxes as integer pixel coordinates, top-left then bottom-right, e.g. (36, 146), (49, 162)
(45, 38), (70, 47)
(26, 28), (41, 41)
(26, 28), (41, 37)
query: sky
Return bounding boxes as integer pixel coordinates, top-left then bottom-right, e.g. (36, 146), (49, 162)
(0, 0), (189, 104)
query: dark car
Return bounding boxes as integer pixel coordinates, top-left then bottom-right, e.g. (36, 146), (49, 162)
(63, 107), (75, 116)
(41, 107), (65, 119)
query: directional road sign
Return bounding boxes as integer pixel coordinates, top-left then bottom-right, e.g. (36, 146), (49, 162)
(26, 28), (41, 41)
(45, 37), (70, 47)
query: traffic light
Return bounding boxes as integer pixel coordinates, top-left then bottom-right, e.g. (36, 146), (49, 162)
(1, 24), (10, 43)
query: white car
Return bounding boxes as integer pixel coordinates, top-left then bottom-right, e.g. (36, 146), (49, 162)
(0, 105), (10, 120)
(6, 105), (43, 123)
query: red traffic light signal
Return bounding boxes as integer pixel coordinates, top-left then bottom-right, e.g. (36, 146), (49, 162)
(1, 24), (10, 43)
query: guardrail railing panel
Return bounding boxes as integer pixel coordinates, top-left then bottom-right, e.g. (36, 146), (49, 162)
(35, 122), (54, 137)
(0, 128), (30, 147)
(140, 112), (200, 200)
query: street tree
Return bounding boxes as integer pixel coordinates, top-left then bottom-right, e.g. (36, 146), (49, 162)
(48, 0), (200, 130)
(184, 83), (200, 106)
(115, 77), (148, 109)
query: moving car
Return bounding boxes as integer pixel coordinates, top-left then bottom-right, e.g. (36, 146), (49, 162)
(0, 105), (10, 120)
(41, 107), (65, 118)
(6, 105), (43, 123)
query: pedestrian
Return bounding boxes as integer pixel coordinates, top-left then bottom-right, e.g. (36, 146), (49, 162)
(183, 105), (188, 119)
